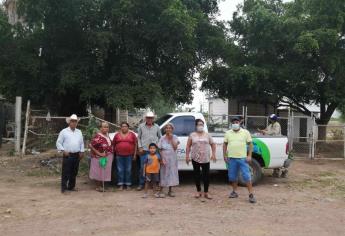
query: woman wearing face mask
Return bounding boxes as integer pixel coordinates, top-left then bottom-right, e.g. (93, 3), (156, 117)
(186, 119), (216, 201)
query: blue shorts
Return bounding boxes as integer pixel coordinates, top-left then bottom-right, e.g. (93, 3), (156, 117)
(226, 158), (251, 183)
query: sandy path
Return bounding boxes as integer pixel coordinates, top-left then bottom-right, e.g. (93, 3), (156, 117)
(0, 158), (344, 236)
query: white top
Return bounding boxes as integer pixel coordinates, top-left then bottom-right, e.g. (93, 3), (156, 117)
(56, 127), (85, 153)
(265, 122), (281, 136)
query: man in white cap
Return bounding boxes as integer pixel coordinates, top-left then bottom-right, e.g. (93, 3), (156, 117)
(56, 114), (85, 193)
(137, 111), (162, 190)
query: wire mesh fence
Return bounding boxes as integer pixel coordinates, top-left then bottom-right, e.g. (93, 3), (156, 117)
(206, 114), (244, 133)
(313, 125), (345, 159)
(25, 111), (120, 153)
(245, 116), (267, 133)
(289, 115), (314, 158)
(207, 111), (318, 159)
(21, 105), (345, 159)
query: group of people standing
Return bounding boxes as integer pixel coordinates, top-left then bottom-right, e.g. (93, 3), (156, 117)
(56, 111), (259, 203)
(56, 112), (180, 198)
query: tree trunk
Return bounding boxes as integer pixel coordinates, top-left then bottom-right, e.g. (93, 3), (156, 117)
(316, 103), (338, 140)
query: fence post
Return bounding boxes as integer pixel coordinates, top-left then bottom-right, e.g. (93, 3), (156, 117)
(312, 122), (317, 159)
(308, 114), (312, 159)
(244, 106), (248, 128)
(343, 125), (345, 159)
(290, 111), (295, 151)
(15, 96), (22, 155)
(21, 100), (30, 157)
(287, 107), (293, 151)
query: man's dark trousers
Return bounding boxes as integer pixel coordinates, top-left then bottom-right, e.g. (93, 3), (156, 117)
(61, 155), (80, 192)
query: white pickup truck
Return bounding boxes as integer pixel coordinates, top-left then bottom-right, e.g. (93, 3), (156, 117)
(155, 112), (290, 185)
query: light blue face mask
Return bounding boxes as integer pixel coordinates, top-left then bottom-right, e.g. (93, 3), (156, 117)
(231, 123), (240, 130)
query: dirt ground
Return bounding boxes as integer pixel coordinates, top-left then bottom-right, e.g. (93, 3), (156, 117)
(0, 153), (344, 236)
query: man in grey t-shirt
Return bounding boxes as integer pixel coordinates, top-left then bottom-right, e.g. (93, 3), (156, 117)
(137, 111), (162, 190)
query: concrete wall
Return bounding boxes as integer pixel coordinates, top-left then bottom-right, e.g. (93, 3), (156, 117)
(208, 98), (228, 115)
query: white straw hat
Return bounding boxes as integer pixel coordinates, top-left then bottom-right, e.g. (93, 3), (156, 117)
(145, 111), (155, 118)
(66, 114), (80, 123)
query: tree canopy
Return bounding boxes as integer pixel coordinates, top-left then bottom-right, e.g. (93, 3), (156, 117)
(201, 0), (345, 125)
(0, 0), (225, 115)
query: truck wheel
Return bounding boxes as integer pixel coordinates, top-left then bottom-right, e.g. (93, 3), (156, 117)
(238, 158), (263, 186)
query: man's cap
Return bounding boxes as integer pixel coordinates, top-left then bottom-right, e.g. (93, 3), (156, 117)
(269, 114), (278, 121)
(231, 116), (241, 122)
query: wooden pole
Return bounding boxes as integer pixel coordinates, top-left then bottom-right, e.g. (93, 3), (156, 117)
(22, 100), (30, 157)
(15, 96), (22, 155)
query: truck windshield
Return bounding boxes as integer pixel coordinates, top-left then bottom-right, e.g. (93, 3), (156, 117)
(155, 114), (172, 126)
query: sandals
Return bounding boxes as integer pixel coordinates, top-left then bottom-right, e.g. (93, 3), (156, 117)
(195, 192), (212, 201)
(95, 187), (105, 192)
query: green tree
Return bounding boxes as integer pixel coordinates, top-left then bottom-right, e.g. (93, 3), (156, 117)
(0, 0), (226, 115)
(0, 7), (40, 105)
(202, 0), (345, 134)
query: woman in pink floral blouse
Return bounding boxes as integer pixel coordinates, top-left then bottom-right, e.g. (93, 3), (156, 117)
(89, 122), (113, 191)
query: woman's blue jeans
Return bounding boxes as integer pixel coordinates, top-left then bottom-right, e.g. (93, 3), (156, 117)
(116, 155), (133, 186)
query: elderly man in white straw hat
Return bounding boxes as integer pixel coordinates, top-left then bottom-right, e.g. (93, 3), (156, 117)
(56, 114), (85, 193)
(136, 111), (162, 190)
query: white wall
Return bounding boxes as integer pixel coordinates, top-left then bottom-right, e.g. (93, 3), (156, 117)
(208, 98), (228, 115)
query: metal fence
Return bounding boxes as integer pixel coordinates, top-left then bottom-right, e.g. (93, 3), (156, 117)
(23, 108), (120, 153)
(289, 114), (315, 158)
(15, 103), (345, 159)
(207, 107), (328, 159)
(312, 124), (345, 159)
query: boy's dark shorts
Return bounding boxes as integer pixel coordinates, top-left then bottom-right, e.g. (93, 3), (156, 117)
(145, 173), (159, 183)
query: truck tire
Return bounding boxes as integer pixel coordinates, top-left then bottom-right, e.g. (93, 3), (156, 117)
(238, 158), (263, 186)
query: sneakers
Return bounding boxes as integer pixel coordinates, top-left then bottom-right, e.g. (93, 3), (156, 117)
(154, 192), (160, 198)
(142, 193), (148, 198)
(249, 194), (257, 204)
(229, 191), (256, 203)
(229, 191), (239, 198)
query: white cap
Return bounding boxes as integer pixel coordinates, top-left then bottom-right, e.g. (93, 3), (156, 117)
(66, 114), (79, 123)
(145, 111), (155, 118)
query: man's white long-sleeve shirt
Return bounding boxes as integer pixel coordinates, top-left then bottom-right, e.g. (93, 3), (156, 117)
(56, 127), (85, 153)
